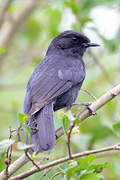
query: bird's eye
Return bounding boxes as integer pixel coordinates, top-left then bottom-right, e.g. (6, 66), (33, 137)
(72, 37), (78, 42)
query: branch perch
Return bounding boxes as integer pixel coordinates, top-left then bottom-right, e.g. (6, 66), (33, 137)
(78, 83), (120, 121)
(0, 83), (120, 180)
(10, 143), (120, 179)
(0, 154), (28, 180)
(0, 127), (64, 180)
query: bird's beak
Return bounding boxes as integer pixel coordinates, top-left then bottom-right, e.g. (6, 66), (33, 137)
(86, 42), (100, 47)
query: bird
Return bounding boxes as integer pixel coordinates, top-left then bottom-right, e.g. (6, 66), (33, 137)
(23, 30), (99, 152)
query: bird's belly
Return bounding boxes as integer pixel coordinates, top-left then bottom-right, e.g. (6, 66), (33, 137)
(54, 84), (81, 111)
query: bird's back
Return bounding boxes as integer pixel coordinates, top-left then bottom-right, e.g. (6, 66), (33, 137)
(24, 54), (85, 115)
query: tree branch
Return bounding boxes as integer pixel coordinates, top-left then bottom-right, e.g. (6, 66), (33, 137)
(25, 150), (40, 170)
(78, 83), (120, 121)
(1, 83), (120, 180)
(0, 0), (42, 63)
(0, 154), (28, 180)
(10, 143), (120, 180)
(0, 0), (13, 27)
(0, 127), (64, 180)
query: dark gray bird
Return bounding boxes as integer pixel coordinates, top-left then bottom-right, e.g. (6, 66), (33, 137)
(24, 30), (99, 152)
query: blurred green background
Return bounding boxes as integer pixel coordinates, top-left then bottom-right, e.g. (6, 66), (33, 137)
(0, 0), (120, 179)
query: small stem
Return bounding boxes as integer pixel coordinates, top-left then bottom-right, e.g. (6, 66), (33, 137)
(1, 83), (120, 180)
(67, 122), (75, 159)
(78, 83), (120, 121)
(25, 150), (40, 170)
(40, 168), (52, 180)
(81, 87), (97, 101)
(10, 143), (120, 180)
(49, 172), (61, 180)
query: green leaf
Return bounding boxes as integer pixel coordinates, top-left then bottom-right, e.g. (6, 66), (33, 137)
(65, 161), (83, 179)
(0, 47), (7, 54)
(0, 139), (15, 154)
(60, 155), (108, 179)
(60, 113), (69, 134)
(18, 113), (29, 124)
(64, 155), (95, 179)
(0, 153), (5, 172)
(77, 154), (96, 169)
(80, 173), (103, 180)
(88, 162), (110, 172)
(112, 121), (120, 137)
(17, 142), (34, 150)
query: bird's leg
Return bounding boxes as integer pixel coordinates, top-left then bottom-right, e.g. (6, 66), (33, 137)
(86, 105), (96, 115)
(72, 102), (96, 115)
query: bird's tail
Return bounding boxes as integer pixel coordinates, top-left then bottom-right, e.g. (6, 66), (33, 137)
(28, 102), (56, 152)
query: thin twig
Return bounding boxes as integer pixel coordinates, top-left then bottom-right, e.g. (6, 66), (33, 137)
(40, 168), (52, 180)
(0, 127), (64, 180)
(5, 126), (14, 176)
(49, 172), (61, 180)
(81, 87), (97, 100)
(67, 122), (75, 159)
(10, 143), (120, 180)
(25, 150), (40, 170)
(78, 83), (120, 121)
(1, 83), (120, 180)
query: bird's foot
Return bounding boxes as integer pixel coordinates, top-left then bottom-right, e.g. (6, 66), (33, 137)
(86, 105), (96, 116)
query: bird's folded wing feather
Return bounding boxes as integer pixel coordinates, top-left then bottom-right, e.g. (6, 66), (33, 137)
(24, 68), (85, 115)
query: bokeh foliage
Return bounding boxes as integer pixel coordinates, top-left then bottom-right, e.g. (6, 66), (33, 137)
(0, 0), (120, 179)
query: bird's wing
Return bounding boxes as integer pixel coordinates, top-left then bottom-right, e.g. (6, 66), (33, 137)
(24, 68), (85, 115)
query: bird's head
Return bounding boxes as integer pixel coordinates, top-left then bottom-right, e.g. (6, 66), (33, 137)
(47, 30), (99, 57)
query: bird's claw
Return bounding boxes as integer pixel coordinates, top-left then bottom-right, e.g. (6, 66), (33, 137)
(87, 105), (96, 115)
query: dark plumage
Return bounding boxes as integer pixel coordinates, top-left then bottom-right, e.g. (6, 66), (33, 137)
(24, 30), (99, 152)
